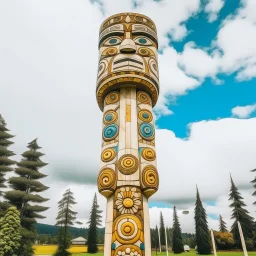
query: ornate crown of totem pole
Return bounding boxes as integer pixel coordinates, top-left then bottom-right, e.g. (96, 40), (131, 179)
(96, 12), (159, 256)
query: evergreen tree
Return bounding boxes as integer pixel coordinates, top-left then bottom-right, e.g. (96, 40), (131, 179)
(250, 168), (256, 206)
(229, 175), (255, 248)
(219, 215), (228, 232)
(0, 206), (21, 256)
(172, 206), (184, 253)
(55, 189), (77, 256)
(5, 138), (49, 255)
(159, 211), (166, 247)
(0, 115), (15, 213)
(194, 187), (211, 255)
(87, 193), (102, 253)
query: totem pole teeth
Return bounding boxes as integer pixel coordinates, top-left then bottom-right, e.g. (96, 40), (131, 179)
(96, 13), (159, 256)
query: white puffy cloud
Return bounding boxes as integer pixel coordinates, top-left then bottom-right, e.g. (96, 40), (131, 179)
(101, 0), (200, 47)
(205, 0), (224, 22)
(232, 104), (256, 118)
(178, 0), (256, 82)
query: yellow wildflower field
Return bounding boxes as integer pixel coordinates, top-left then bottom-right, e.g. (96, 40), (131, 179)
(33, 245), (104, 255)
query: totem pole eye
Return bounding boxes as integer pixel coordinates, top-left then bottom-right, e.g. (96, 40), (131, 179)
(134, 37), (152, 46)
(104, 37), (122, 46)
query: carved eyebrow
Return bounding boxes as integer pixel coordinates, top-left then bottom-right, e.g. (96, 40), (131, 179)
(132, 32), (158, 47)
(99, 32), (124, 48)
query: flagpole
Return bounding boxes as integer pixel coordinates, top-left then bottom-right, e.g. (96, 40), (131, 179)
(165, 226), (168, 256)
(210, 229), (217, 256)
(237, 221), (248, 256)
(158, 225), (161, 252)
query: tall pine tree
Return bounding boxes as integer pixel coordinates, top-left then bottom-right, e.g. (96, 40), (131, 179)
(55, 189), (77, 256)
(87, 193), (102, 253)
(159, 211), (166, 248)
(229, 175), (254, 248)
(250, 168), (256, 206)
(172, 206), (184, 253)
(194, 187), (211, 255)
(5, 138), (49, 255)
(219, 215), (228, 232)
(0, 115), (15, 214)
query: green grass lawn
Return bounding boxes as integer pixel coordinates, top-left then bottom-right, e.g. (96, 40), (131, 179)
(72, 251), (256, 256)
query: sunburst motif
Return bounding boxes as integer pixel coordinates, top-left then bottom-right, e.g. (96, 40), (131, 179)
(116, 187), (141, 214)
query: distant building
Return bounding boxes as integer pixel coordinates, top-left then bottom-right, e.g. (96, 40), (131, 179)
(184, 245), (190, 252)
(71, 237), (87, 245)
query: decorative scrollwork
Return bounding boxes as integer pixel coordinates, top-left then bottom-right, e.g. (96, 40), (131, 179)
(141, 147), (156, 161)
(114, 245), (142, 256)
(118, 154), (138, 175)
(138, 109), (153, 122)
(98, 168), (116, 198)
(137, 91), (152, 105)
(103, 110), (118, 125)
(141, 165), (159, 197)
(139, 123), (155, 140)
(105, 91), (120, 105)
(103, 124), (119, 141)
(101, 148), (116, 162)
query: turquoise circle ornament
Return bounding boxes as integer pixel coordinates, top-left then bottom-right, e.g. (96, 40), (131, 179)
(139, 123), (155, 140)
(103, 124), (118, 141)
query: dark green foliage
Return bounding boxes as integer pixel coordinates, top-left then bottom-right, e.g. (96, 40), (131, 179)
(4, 138), (49, 256)
(159, 211), (166, 246)
(0, 115), (15, 199)
(0, 206), (21, 256)
(54, 189), (77, 256)
(87, 193), (102, 253)
(172, 206), (184, 253)
(229, 175), (255, 249)
(151, 225), (160, 250)
(194, 187), (211, 255)
(219, 215), (228, 232)
(251, 168), (256, 205)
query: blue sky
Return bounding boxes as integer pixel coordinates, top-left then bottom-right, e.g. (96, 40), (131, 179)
(156, 0), (256, 138)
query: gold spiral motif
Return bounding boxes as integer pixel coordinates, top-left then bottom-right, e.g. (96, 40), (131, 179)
(142, 165), (159, 188)
(98, 168), (116, 192)
(103, 110), (118, 125)
(138, 109), (153, 122)
(105, 91), (119, 105)
(118, 154), (138, 175)
(101, 148), (116, 162)
(113, 214), (142, 244)
(137, 91), (152, 105)
(142, 148), (156, 161)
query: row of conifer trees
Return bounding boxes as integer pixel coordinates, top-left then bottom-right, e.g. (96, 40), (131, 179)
(0, 114), (49, 255)
(151, 175), (256, 254)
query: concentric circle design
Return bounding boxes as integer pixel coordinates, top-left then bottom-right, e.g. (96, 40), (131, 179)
(142, 148), (156, 161)
(103, 124), (118, 141)
(101, 148), (116, 162)
(113, 214), (142, 244)
(142, 165), (159, 189)
(103, 110), (118, 125)
(139, 123), (155, 140)
(138, 109), (153, 122)
(98, 168), (116, 195)
(105, 91), (119, 105)
(138, 47), (150, 56)
(137, 91), (151, 105)
(118, 154), (138, 175)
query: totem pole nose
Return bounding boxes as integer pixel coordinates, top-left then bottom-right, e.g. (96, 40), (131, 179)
(120, 39), (136, 53)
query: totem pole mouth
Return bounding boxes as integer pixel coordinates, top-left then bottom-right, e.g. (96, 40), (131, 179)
(112, 55), (144, 72)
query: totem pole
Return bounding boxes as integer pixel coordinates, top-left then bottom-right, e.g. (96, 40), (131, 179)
(96, 13), (159, 256)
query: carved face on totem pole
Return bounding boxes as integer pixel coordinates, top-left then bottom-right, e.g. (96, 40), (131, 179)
(96, 13), (159, 110)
